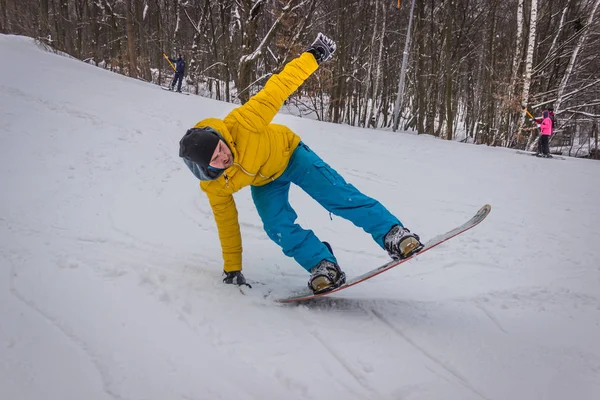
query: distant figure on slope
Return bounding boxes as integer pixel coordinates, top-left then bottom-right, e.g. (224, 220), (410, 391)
(166, 53), (185, 92)
(548, 107), (557, 132)
(536, 109), (553, 158)
(178, 33), (424, 294)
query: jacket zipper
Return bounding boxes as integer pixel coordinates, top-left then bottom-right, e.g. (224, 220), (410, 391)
(233, 163), (274, 181)
(224, 173), (230, 187)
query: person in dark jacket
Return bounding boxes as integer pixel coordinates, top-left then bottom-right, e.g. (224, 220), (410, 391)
(168, 54), (185, 92)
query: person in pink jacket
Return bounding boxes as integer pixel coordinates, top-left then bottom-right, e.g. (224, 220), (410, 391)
(537, 110), (553, 157)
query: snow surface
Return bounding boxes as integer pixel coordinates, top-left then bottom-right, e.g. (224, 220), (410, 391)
(1, 35), (600, 400)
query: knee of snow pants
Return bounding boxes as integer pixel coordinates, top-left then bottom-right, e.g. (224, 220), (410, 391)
(251, 142), (401, 271)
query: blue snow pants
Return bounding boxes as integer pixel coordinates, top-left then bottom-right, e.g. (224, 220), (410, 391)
(171, 72), (183, 91)
(251, 142), (402, 272)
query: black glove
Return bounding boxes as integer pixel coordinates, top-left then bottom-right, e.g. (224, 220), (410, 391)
(223, 271), (251, 288)
(306, 33), (336, 64)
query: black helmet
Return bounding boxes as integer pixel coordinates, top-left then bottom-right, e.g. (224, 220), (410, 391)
(179, 127), (220, 167)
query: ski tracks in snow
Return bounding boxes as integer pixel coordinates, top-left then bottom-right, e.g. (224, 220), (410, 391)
(2, 250), (122, 400)
(308, 329), (383, 400)
(367, 307), (492, 400)
(472, 303), (508, 334)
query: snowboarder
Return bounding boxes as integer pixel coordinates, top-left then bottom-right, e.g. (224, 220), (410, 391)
(178, 33), (424, 294)
(166, 53), (185, 92)
(536, 110), (553, 157)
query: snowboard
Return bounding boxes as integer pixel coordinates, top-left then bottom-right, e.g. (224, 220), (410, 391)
(277, 204), (492, 303)
(161, 86), (190, 95)
(516, 150), (565, 160)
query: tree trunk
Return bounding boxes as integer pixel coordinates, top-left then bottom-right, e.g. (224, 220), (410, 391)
(208, 3), (222, 100)
(367, 0), (387, 129)
(521, 0), (539, 150)
(0, 0), (6, 33)
(89, 0), (101, 64)
(425, 0), (438, 136)
(155, 0), (163, 83)
(505, 0), (524, 146)
(73, 0), (84, 58)
(220, 2), (232, 103)
(416, 0), (426, 134)
(508, 0), (524, 102)
(330, 0), (347, 123)
(554, 0), (600, 112)
(39, 0), (50, 37)
(547, 0), (571, 62)
(594, 119), (599, 158)
(486, 2), (497, 145)
(136, 0), (151, 81)
(392, 0), (416, 132)
(444, 0), (453, 140)
(125, 0), (138, 78)
(52, 0), (61, 48)
(236, 0), (260, 104)
(59, 0), (73, 54)
(360, 0), (379, 127)
(237, 0), (290, 104)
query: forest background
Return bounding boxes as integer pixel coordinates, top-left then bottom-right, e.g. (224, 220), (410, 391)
(1, 0), (599, 157)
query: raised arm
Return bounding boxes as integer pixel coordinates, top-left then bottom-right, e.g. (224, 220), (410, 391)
(226, 33), (337, 132)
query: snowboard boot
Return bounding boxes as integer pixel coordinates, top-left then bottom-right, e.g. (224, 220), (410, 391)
(384, 225), (424, 260)
(308, 259), (346, 294)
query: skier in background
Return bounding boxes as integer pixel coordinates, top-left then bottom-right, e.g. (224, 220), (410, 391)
(166, 53), (185, 92)
(178, 33), (423, 294)
(536, 109), (553, 158)
(548, 107), (557, 128)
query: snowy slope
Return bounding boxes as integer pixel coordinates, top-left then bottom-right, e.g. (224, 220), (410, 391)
(1, 35), (599, 400)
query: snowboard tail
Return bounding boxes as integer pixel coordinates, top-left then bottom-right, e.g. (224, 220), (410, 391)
(277, 204), (492, 303)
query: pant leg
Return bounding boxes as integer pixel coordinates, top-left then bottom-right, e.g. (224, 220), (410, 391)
(542, 135), (550, 155)
(171, 73), (177, 89)
(251, 171), (335, 272)
(176, 73), (183, 91)
(537, 135), (543, 154)
(286, 143), (402, 248)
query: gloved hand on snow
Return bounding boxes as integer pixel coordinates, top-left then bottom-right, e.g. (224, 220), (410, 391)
(306, 33), (336, 64)
(223, 270), (251, 288)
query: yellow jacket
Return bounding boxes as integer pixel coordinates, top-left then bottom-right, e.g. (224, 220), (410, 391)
(193, 52), (319, 272)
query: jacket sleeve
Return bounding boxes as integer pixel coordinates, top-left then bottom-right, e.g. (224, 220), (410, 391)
(228, 52), (319, 132)
(204, 190), (243, 272)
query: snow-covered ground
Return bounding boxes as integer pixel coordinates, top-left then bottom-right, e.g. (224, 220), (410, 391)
(1, 35), (599, 400)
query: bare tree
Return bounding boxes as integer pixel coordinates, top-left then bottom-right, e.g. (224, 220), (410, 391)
(521, 0), (539, 149)
(125, 0), (139, 78)
(2, 0), (598, 158)
(555, 0), (600, 112)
